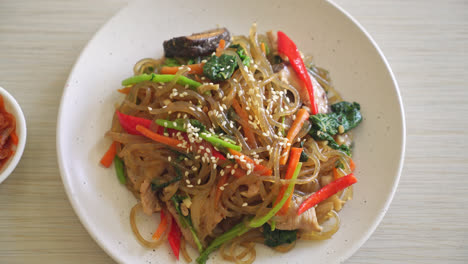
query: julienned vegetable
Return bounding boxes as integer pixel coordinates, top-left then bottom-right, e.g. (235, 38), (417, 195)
(231, 98), (257, 148)
(262, 223), (297, 247)
(297, 173), (358, 215)
(136, 125), (185, 150)
(168, 217), (182, 260)
(228, 148), (272, 176)
(275, 147), (302, 216)
(196, 163), (302, 264)
(152, 209), (168, 240)
(249, 163), (302, 228)
(277, 31), (318, 115)
(122, 73), (201, 89)
(171, 195), (204, 252)
(155, 118), (242, 151)
(116, 110), (152, 135)
(114, 156), (126, 184)
(100, 141), (117, 168)
(280, 109), (310, 165)
(309, 101), (362, 155)
(160, 63), (205, 75)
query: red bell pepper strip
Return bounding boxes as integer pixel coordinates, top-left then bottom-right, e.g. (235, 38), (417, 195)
(117, 111), (227, 161)
(168, 218), (181, 260)
(297, 173), (357, 215)
(277, 31), (318, 115)
(116, 110), (152, 135)
(275, 147), (303, 216)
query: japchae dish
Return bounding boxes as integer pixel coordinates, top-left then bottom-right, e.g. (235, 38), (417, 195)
(100, 24), (362, 264)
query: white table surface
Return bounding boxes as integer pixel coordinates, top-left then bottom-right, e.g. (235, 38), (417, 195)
(0, 0), (467, 263)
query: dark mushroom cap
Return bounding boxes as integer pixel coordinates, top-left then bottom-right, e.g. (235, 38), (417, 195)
(163, 28), (231, 58)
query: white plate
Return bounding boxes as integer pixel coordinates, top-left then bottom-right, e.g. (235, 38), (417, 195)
(57, 0), (405, 263)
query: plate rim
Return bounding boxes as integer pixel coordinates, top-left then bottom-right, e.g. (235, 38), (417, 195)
(56, 0), (406, 263)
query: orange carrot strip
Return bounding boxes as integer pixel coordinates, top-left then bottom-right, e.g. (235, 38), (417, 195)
(136, 125), (185, 150)
(261, 42), (266, 54)
(333, 167), (339, 180)
(160, 63), (205, 75)
(279, 109), (310, 165)
(216, 39), (226, 57)
(332, 167), (344, 180)
(231, 99), (257, 148)
(100, 141), (117, 168)
(228, 149), (272, 176)
(349, 158), (356, 171)
(152, 210), (169, 240)
(275, 147), (302, 215)
(117, 87), (131, 95)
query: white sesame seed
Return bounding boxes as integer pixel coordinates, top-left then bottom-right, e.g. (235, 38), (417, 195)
(168, 156), (172, 162)
(186, 179), (190, 184)
(242, 202), (248, 207)
(185, 171), (189, 177)
(231, 169), (235, 175)
(187, 184), (194, 188)
(219, 186), (225, 191)
(197, 179), (201, 185)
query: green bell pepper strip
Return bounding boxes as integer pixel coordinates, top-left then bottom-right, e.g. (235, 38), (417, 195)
(155, 119), (242, 151)
(199, 132), (241, 152)
(196, 221), (251, 264)
(114, 156), (126, 184)
(122, 73), (201, 89)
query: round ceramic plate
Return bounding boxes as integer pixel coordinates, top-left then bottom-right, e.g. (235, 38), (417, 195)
(57, 0), (405, 263)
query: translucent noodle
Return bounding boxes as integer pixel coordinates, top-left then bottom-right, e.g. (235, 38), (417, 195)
(129, 203), (168, 248)
(106, 23), (359, 264)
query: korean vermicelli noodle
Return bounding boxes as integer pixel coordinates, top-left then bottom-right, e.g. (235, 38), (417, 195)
(101, 24), (362, 264)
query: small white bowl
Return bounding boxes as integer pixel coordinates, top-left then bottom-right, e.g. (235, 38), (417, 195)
(0, 87), (27, 184)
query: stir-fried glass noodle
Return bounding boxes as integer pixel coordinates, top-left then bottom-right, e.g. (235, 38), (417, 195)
(101, 24), (362, 264)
